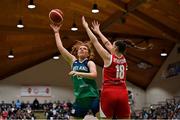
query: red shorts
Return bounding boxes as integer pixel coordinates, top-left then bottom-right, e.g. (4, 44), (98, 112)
(100, 84), (130, 118)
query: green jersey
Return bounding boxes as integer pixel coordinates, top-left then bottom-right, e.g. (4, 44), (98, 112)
(71, 59), (99, 99)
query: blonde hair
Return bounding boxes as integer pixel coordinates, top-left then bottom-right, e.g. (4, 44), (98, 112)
(71, 40), (95, 60)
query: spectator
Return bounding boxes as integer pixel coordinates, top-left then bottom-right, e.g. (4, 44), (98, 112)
(83, 110), (98, 120)
(32, 98), (40, 110)
(15, 99), (21, 109)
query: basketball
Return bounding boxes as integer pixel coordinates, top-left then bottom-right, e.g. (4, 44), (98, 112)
(49, 9), (63, 24)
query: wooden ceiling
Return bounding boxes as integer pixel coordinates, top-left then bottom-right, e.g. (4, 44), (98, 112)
(0, 0), (179, 89)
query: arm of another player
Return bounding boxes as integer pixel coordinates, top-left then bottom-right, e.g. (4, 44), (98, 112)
(91, 20), (113, 54)
(82, 16), (110, 65)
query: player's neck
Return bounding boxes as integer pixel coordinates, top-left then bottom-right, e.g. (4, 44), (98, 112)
(115, 52), (123, 58)
(78, 57), (88, 62)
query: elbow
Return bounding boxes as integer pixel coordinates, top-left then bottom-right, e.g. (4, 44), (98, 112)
(91, 72), (97, 79)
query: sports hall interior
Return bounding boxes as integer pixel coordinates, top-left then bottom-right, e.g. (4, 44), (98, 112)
(0, 0), (180, 119)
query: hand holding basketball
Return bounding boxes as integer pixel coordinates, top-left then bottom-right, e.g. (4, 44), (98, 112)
(50, 23), (62, 33)
(49, 9), (63, 24)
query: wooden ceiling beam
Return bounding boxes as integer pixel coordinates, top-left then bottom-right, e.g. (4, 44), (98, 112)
(110, 0), (146, 12)
(131, 10), (180, 42)
(101, 0), (146, 31)
(101, 10), (125, 31)
(109, 0), (180, 42)
(126, 52), (156, 67)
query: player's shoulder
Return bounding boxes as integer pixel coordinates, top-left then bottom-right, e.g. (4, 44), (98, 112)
(87, 60), (95, 64)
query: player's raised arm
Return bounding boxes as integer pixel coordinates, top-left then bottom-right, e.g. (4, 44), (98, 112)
(50, 24), (76, 65)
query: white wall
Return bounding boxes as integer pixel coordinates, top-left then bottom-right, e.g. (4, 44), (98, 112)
(0, 85), (73, 103)
(0, 56), (103, 103)
(0, 56), (73, 103)
(127, 82), (146, 109)
(146, 44), (180, 106)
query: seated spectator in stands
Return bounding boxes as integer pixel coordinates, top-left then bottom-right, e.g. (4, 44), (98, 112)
(47, 109), (53, 119)
(1, 100), (5, 108)
(83, 110), (98, 120)
(2, 109), (8, 120)
(15, 99), (21, 109)
(48, 100), (53, 110)
(26, 104), (32, 114)
(32, 98), (40, 110)
(21, 101), (26, 109)
(67, 100), (72, 109)
(11, 101), (15, 108)
(52, 101), (57, 109)
(66, 100), (72, 114)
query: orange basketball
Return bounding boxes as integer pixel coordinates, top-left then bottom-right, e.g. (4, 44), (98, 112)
(49, 9), (63, 24)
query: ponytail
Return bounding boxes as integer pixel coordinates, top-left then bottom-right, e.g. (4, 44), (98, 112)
(123, 39), (153, 50)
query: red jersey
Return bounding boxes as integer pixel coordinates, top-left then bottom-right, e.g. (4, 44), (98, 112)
(101, 54), (130, 118)
(103, 54), (127, 82)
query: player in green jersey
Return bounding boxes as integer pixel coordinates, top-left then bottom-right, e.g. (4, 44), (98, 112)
(50, 23), (99, 118)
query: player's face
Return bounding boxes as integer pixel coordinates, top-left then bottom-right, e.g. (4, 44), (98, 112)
(77, 45), (89, 59)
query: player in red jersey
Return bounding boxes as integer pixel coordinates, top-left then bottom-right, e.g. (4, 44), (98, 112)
(82, 16), (134, 119)
(82, 16), (153, 119)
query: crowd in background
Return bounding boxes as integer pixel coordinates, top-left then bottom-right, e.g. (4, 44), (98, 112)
(43, 100), (72, 119)
(0, 98), (73, 120)
(0, 97), (180, 119)
(0, 99), (35, 120)
(132, 98), (180, 119)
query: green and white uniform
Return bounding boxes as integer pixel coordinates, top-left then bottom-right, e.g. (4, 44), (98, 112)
(71, 58), (99, 117)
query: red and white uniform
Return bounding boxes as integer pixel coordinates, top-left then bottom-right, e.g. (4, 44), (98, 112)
(100, 54), (130, 118)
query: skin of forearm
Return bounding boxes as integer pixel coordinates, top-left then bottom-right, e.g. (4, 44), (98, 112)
(85, 26), (110, 60)
(85, 27), (105, 56)
(85, 27), (98, 43)
(54, 32), (72, 64)
(96, 31), (112, 52)
(55, 33), (63, 47)
(55, 34), (65, 55)
(97, 31), (109, 44)
(76, 72), (97, 79)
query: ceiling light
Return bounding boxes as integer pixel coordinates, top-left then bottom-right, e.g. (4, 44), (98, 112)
(92, 3), (99, 13)
(17, 19), (24, 28)
(71, 23), (78, 31)
(161, 53), (167, 57)
(53, 55), (59, 60)
(8, 49), (14, 59)
(53, 53), (60, 60)
(28, 0), (36, 9)
(160, 49), (167, 57)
